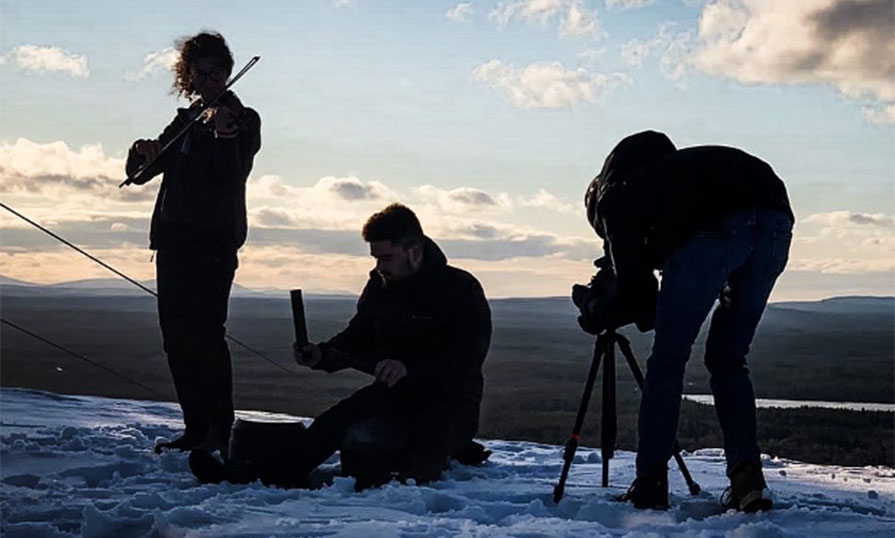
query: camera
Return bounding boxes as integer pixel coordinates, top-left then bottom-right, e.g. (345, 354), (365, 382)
(571, 257), (624, 335)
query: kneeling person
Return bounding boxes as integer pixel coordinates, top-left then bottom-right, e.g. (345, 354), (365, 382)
(292, 203), (492, 488)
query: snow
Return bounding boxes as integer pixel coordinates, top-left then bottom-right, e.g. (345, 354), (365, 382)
(682, 395), (895, 413)
(1, 388), (892, 537)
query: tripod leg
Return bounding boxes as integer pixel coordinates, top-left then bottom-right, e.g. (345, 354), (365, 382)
(616, 334), (701, 496)
(554, 334), (605, 504)
(601, 334), (617, 488)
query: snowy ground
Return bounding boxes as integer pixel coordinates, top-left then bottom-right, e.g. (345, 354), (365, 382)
(1, 388), (892, 537)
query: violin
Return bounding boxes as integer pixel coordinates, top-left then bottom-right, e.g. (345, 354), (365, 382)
(121, 56), (260, 187)
(195, 91), (246, 138)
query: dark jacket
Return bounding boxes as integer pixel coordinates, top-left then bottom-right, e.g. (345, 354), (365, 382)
(585, 131), (794, 329)
(315, 237), (492, 444)
(125, 93), (261, 254)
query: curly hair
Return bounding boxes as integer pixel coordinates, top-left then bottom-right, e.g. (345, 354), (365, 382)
(362, 203), (424, 248)
(171, 32), (234, 99)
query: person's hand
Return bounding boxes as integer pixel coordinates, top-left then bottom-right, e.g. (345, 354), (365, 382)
(293, 342), (322, 368)
(374, 359), (407, 388)
(132, 139), (161, 162)
(212, 105), (239, 137)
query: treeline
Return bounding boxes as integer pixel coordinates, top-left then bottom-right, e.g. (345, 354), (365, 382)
(481, 400), (894, 467)
(676, 403), (894, 467)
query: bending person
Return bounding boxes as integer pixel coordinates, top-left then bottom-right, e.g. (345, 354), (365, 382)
(583, 131), (793, 512)
(124, 32), (261, 456)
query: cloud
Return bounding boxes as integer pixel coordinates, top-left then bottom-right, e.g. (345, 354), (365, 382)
(802, 210), (894, 227)
(320, 175), (390, 201)
(575, 48), (607, 66)
(693, 0), (894, 112)
(862, 104), (895, 126)
(619, 22), (695, 81)
(560, 0), (602, 37)
(125, 47), (177, 81)
(605, 0), (656, 9)
(790, 210), (894, 285)
(787, 257), (895, 274)
(253, 208), (298, 227)
(490, 0), (603, 38)
(245, 175), (401, 232)
(414, 185), (500, 214)
(1, 45), (89, 77)
(447, 3), (474, 21)
(472, 59), (631, 108)
(0, 138), (143, 200)
(620, 39), (652, 68)
(517, 188), (577, 213)
(0, 216), (149, 251)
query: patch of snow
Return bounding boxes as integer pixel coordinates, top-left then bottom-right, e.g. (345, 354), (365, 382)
(1, 388), (892, 537)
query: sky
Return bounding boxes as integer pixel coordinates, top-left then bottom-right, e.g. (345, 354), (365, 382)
(0, 0), (893, 299)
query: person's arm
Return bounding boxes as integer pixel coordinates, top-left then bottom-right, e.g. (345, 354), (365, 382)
(125, 113), (186, 184)
(599, 188), (657, 332)
(211, 95), (261, 186)
(315, 281), (382, 375)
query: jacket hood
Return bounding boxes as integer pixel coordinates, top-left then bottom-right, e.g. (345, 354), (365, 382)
(420, 235), (447, 272)
(585, 130), (676, 236)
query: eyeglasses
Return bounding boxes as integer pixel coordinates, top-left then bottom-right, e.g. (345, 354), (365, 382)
(192, 67), (228, 82)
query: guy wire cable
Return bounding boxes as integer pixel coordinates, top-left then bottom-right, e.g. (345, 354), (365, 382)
(0, 317), (167, 399)
(0, 201), (295, 375)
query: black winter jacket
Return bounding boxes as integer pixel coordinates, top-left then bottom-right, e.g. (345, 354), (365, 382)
(125, 93), (261, 254)
(316, 237), (492, 444)
(585, 130), (794, 329)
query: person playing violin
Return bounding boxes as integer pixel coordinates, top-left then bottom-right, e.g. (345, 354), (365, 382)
(125, 31), (261, 456)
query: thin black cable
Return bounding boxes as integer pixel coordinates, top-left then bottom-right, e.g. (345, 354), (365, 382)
(1, 201), (156, 296)
(0, 317), (167, 399)
(0, 201), (296, 375)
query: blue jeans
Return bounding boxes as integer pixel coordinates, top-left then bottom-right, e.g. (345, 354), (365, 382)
(636, 209), (792, 476)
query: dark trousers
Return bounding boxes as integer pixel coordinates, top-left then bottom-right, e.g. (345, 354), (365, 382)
(301, 383), (457, 477)
(156, 248), (237, 438)
(636, 209), (792, 476)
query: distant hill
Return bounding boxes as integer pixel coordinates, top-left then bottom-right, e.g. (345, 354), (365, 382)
(2, 274), (891, 315)
(0, 274), (352, 299)
(772, 296), (894, 315)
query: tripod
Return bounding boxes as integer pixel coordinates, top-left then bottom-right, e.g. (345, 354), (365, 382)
(553, 329), (701, 503)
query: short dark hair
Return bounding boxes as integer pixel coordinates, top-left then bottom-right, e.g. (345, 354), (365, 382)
(172, 31), (234, 99)
(362, 203), (424, 248)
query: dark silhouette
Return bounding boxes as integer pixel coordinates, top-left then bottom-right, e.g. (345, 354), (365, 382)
(124, 32), (261, 456)
(293, 203), (493, 488)
(582, 131), (793, 511)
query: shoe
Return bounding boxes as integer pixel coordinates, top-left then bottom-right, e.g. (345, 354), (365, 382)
(259, 461), (310, 489)
(452, 440), (493, 466)
(617, 471), (669, 510)
(721, 460), (772, 513)
(197, 423), (232, 459)
(154, 430), (205, 454)
(189, 449), (260, 485)
(399, 452), (449, 486)
(189, 449), (228, 484)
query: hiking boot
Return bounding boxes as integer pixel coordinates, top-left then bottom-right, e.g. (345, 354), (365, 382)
(189, 449), (229, 484)
(154, 429), (205, 454)
(197, 423), (232, 459)
(617, 471), (669, 510)
(189, 449), (266, 486)
(721, 459), (772, 513)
